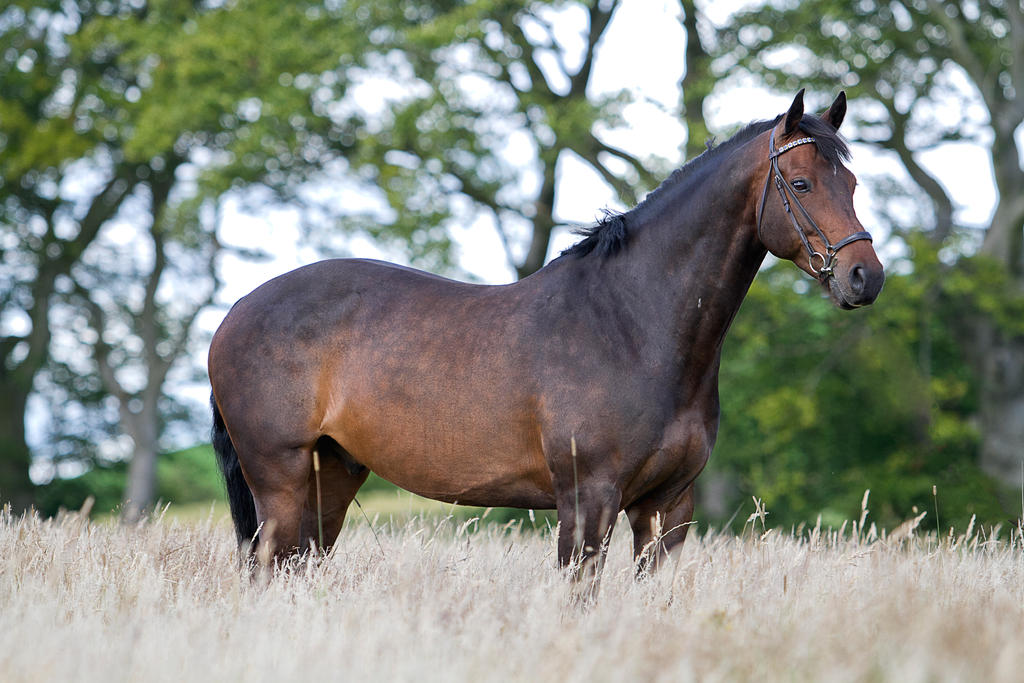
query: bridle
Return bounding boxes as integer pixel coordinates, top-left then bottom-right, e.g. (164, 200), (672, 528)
(757, 129), (872, 280)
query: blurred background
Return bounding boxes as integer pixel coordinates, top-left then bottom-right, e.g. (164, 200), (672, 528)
(2, 0), (1021, 532)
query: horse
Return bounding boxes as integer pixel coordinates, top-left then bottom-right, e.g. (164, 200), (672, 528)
(209, 90), (884, 576)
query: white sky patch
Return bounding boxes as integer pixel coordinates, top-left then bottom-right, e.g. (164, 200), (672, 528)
(588, 0), (686, 107)
(918, 143), (999, 228)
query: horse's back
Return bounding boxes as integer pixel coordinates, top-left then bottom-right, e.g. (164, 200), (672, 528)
(213, 258), (500, 355)
(209, 257), (514, 412)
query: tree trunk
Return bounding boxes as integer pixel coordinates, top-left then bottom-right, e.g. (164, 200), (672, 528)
(120, 407), (159, 523)
(681, 0), (712, 161)
(972, 119), (1024, 487)
(970, 320), (1024, 488)
(0, 387), (35, 513)
(117, 321), (166, 523)
(122, 442), (158, 523)
(517, 153), (558, 278)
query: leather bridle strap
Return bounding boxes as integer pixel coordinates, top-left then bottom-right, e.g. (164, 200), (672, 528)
(756, 129), (872, 280)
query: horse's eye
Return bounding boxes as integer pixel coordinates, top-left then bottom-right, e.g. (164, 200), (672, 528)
(791, 178), (811, 193)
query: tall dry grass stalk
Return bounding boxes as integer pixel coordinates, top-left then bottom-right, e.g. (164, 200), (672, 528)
(2, 502), (1022, 682)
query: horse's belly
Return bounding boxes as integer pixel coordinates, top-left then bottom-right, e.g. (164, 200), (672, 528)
(333, 401), (556, 509)
(387, 468), (556, 509)
(359, 447), (556, 509)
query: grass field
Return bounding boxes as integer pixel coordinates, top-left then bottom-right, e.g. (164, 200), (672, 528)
(2, 501), (1022, 682)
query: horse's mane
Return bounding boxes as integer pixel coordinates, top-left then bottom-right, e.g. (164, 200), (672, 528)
(561, 114), (851, 259)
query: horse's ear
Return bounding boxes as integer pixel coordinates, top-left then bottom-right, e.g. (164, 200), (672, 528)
(822, 91), (847, 130)
(784, 89), (805, 135)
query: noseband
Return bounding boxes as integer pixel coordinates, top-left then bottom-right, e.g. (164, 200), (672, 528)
(756, 130), (872, 280)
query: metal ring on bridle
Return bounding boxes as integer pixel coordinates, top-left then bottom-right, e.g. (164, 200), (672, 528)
(809, 251), (828, 274)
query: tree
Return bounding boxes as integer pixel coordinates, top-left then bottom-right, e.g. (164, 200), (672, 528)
(0, 0), (370, 515)
(708, 259), (1006, 531)
(714, 0), (1024, 488)
(345, 0), (716, 280)
(4, 0), (719, 517)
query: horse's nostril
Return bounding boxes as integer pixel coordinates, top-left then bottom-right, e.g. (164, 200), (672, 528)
(849, 265), (866, 295)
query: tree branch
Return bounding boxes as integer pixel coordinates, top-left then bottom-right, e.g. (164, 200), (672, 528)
(68, 167), (139, 267)
(525, 11), (573, 86)
(681, 0), (713, 161)
(140, 176), (174, 390)
(576, 147), (639, 206)
(505, 16), (557, 102)
(883, 99), (956, 244)
(519, 153), (558, 277)
(75, 283), (130, 404)
(444, 165), (521, 269)
(490, 209), (521, 270)
(925, 0), (989, 100)
(1002, 0), (1024, 123)
(569, 1), (619, 95)
(591, 136), (660, 189)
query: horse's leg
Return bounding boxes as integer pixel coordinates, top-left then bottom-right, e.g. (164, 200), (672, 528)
(555, 482), (622, 592)
(240, 443), (314, 568)
(300, 438), (370, 554)
(626, 481), (696, 576)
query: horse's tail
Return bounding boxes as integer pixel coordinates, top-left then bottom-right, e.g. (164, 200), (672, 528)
(212, 394), (257, 545)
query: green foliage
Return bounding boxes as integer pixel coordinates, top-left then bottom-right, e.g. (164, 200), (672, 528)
(0, 0), (383, 506)
(36, 444), (225, 517)
(713, 0), (1022, 264)
(703, 0), (1024, 530)
(715, 0), (1013, 115)
(35, 463), (127, 518)
(709, 256), (1011, 532)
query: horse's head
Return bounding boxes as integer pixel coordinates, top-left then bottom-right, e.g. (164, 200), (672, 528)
(755, 90), (884, 309)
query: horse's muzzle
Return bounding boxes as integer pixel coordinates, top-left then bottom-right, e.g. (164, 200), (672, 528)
(829, 262), (884, 309)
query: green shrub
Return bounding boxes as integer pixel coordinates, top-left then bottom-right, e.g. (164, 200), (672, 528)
(36, 444), (225, 517)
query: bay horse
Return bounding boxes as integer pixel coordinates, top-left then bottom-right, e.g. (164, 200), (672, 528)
(209, 90), (883, 575)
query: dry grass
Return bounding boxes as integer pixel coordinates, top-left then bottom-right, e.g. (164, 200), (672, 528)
(2, 502), (1022, 682)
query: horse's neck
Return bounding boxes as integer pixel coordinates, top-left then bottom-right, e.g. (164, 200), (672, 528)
(606, 151), (768, 388)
